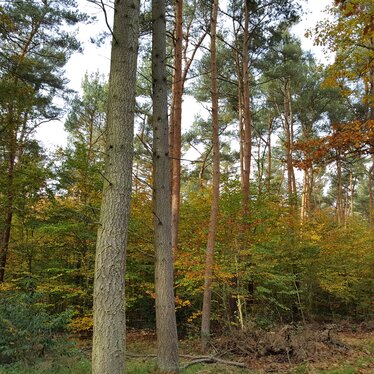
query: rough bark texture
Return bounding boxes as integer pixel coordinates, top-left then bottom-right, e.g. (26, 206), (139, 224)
(170, 0), (183, 254)
(152, 0), (180, 371)
(92, 1), (140, 373)
(201, 0), (219, 352)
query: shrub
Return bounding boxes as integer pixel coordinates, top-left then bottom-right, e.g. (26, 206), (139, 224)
(0, 286), (72, 364)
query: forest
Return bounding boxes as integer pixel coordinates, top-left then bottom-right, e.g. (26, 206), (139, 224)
(0, 0), (373, 373)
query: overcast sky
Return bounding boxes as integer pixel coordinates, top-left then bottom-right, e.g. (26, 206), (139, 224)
(35, 0), (332, 150)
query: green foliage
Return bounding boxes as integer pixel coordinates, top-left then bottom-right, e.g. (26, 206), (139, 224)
(0, 286), (72, 364)
(0, 354), (90, 374)
(1, 2), (373, 369)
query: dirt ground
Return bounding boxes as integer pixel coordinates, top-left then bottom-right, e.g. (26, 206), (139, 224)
(126, 323), (374, 373)
(77, 323), (374, 373)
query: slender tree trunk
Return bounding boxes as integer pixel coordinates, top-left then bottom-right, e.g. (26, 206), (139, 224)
(233, 18), (244, 191)
(0, 191), (14, 283)
(369, 159), (374, 227)
(336, 156), (343, 225)
(284, 79), (296, 201)
(242, 0), (251, 213)
(171, 0), (183, 255)
(92, 1), (140, 373)
(236, 52), (244, 188)
(0, 119), (16, 283)
(0, 12), (49, 282)
(349, 169), (354, 217)
(267, 117), (273, 193)
(201, 0), (219, 352)
(306, 167), (312, 214)
(152, 0), (180, 371)
(300, 168), (308, 222)
(257, 138), (263, 195)
(367, 54), (374, 226)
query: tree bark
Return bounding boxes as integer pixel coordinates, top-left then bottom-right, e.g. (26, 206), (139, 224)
(152, 0), (180, 371)
(300, 168), (308, 222)
(283, 79), (296, 202)
(369, 159), (374, 227)
(92, 1), (140, 373)
(242, 0), (251, 213)
(0, 105), (17, 282)
(336, 155), (343, 225)
(267, 117), (273, 193)
(170, 0), (183, 255)
(201, 0), (219, 352)
(0, 153), (14, 283)
(349, 168), (354, 217)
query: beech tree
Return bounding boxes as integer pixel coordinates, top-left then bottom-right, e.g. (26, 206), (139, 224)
(91, 0), (140, 373)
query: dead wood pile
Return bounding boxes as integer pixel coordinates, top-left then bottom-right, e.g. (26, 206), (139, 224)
(215, 324), (350, 364)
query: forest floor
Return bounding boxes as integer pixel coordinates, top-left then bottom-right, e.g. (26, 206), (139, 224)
(120, 324), (374, 373)
(0, 323), (373, 373)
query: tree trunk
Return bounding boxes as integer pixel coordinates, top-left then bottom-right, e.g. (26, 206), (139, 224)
(235, 49), (244, 189)
(284, 79), (296, 202)
(369, 158), (374, 226)
(336, 156), (343, 225)
(170, 0), (183, 255)
(201, 0), (219, 352)
(0, 114), (16, 282)
(242, 0), (251, 213)
(152, 0), (180, 371)
(0, 192), (13, 283)
(349, 168), (354, 217)
(267, 117), (273, 193)
(300, 168), (308, 222)
(92, 1), (140, 373)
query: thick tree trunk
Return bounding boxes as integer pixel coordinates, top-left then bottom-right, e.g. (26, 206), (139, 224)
(92, 1), (140, 373)
(201, 0), (219, 352)
(152, 0), (180, 371)
(171, 0), (183, 255)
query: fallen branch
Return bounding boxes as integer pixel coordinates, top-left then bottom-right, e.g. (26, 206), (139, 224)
(180, 356), (246, 370)
(126, 352), (247, 370)
(126, 352), (157, 358)
(180, 358), (215, 370)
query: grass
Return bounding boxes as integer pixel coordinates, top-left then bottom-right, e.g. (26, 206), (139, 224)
(0, 355), (91, 374)
(1, 356), (373, 374)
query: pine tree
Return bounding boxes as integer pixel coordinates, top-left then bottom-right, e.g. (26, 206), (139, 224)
(91, 1), (140, 372)
(0, 0), (85, 282)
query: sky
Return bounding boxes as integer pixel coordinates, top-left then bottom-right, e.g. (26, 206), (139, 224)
(35, 0), (333, 150)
